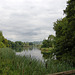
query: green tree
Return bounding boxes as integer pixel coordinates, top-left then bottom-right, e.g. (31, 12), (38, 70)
(2, 38), (8, 47)
(0, 31), (3, 42)
(48, 35), (55, 41)
(64, 0), (75, 64)
(48, 35), (55, 47)
(53, 18), (68, 59)
(0, 42), (6, 48)
(29, 42), (33, 45)
(53, 0), (75, 65)
(41, 35), (55, 48)
(41, 39), (49, 48)
(0, 31), (6, 48)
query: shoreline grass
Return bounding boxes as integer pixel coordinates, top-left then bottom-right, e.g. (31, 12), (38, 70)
(41, 48), (53, 53)
(0, 48), (74, 75)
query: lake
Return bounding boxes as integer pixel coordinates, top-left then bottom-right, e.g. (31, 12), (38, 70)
(16, 47), (45, 62)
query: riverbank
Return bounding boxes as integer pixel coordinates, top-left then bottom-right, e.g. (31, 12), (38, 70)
(0, 48), (74, 75)
(41, 47), (54, 53)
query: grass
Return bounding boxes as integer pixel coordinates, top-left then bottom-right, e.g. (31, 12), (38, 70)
(41, 48), (53, 53)
(0, 48), (74, 75)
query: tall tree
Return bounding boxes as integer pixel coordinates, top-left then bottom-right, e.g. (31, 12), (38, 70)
(53, 18), (69, 60)
(41, 35), (55, 48)
(53, 0), (75, 65)
(64, 0), (75, 64)
(0, 31), (6, 48)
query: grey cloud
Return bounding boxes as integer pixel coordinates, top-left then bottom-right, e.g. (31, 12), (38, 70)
(0, 0), (68, 41)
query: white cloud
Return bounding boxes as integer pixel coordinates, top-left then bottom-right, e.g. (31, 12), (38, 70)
(0, 0), (68, 41)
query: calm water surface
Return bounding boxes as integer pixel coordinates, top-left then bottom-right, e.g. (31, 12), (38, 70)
(16, 47), (45, 61)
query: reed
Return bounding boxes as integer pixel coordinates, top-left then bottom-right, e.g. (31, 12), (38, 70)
(0, 48), (74, 75)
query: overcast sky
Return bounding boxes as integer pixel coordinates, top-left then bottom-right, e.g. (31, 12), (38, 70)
(0, 0), (68, 42)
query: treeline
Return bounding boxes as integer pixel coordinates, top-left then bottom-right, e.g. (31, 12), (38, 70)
(41, 35), (55, 48)
(42, 0), (75, 65)
(0, 31), (42, 50)
(7, 40), (31, 48)
(0, 31), (34, 49)
(0, 31), (8, 48)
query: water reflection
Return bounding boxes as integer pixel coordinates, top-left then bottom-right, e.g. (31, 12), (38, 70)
(15, 46), (56, 61)
(12, 46), (33, 52)
(12, 47), (24, 52)
(16, 47), (44, 61)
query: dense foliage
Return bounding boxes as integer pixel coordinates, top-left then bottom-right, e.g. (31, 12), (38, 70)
(0, 31), (7, 48)
(53, 0), (75, 65)
(0, 31), (34, 51)
(41, 0), (75, 66)
(41, 35), (55, 48)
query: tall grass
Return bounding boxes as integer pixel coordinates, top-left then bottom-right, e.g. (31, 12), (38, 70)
(0, 48), (74, 75)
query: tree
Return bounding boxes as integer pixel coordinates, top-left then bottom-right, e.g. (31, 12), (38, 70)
(0, 42), (6, 48)
(2, 38), (8, 47)
(48, 35), (55, 41)
(0, 31), (3, 42)
(41, 35), (55, 48)
(64, 0), (75, 23)
(53, 0), (75, 65)
(48, 35), (55, 47)
(64, 0), (75, 64)
(41, 39), (49, 48)
(53, 18), (68, 59)
(0, 31), (6, 48)
(29, 42), (33, 45)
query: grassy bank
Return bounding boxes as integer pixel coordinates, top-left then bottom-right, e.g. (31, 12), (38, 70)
(0, 48), (74, 75)
(41, 48), (53, 53)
